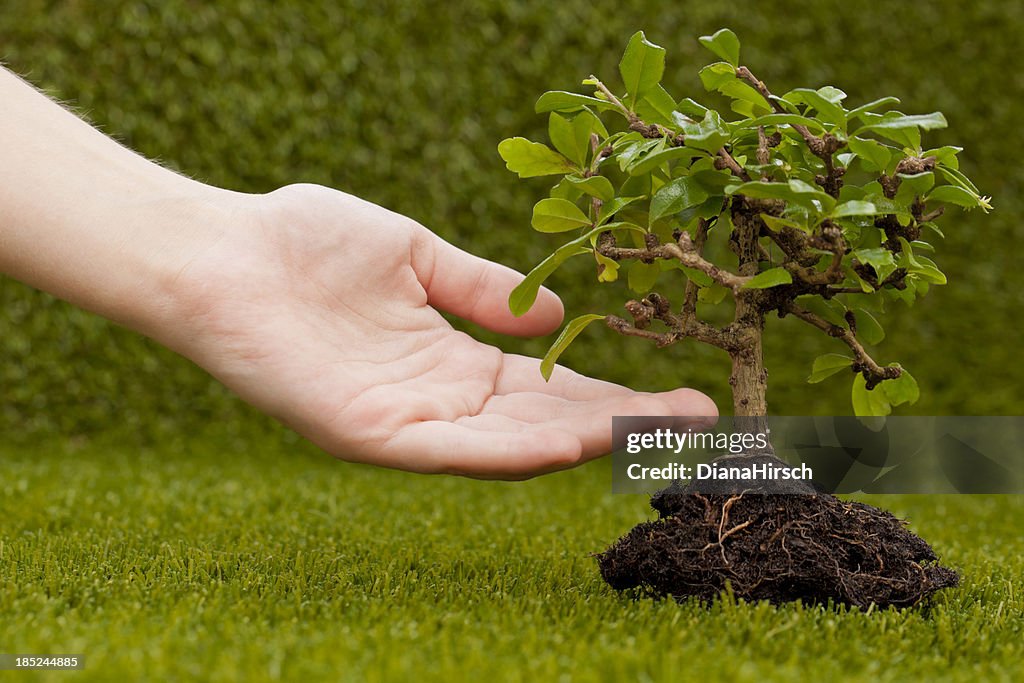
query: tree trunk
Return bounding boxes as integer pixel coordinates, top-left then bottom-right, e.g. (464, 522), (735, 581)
(730, 299), (770, 454)
(730, 199), (771, 453)
(729, 305), (770, 454)
(730, 322), (766, 417)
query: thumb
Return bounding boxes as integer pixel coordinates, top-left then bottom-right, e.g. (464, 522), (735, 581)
(413, 228), (564, 337)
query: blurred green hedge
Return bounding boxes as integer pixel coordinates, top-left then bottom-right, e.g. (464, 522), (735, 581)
(1, 0), (1021, 441)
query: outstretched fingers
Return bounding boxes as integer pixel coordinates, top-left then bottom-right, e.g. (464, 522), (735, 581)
(496, 353), (719, 417)
(495, 353), (634, 400)
(374, 388), (717, 479)
(475, 390), (715, 459)
(377, 421), (584, 479)
(412, 227), (564, 337)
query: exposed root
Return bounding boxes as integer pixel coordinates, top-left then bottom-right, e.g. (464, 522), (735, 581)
(597, 482), (959, 609)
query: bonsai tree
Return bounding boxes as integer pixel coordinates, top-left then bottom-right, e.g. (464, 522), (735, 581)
(498, 29), (989, 607)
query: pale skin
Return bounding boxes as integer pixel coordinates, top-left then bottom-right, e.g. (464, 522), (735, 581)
(0, 67), (717, 479)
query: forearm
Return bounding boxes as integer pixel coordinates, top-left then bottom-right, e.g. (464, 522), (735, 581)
(0, 67), (243, 338)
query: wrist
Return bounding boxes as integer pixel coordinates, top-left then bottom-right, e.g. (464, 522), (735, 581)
(134, 185), (261, 351)
(0, 67), (262, 352)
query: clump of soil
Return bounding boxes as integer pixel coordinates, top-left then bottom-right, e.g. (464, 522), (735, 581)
(598, 457), (959, 609)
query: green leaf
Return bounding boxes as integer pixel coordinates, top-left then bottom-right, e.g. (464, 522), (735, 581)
(852, 374), (892, 418)
(619, 31), (666, 101)
(846, 96), (901, 122)
(727, 179), (789, 199)
(627, 261), (660, 294)
(816, 86), (847, 104)
(909, 254), (947, 285)
(616, 138), (662, 172)
(833, 200), (880, 218)
(854, 111), (948, 134)
(540, 315), (606, 381)
(498, 137), (576, 178)
(604, 131), (634, 150)
(735, 113), (825, 132)
(846, 263), (875, 293)
(785, 88), (847, 128)
(921, 221), (945, 239)
(935, 164), (981, 195)
(626, 146), (703, 176)
(853, 112), (946, 149)
(854, 308), (885, 345)
(761, 213), (810, 234)
(726, 179), (836, 212)
(535, 91), (615, 114)
(854, 247), (897, 280)
(881, 369), (919, 406)
(530, 198), (591, 233)
(788, 177), (830, 205)
(509, 225), (641, 316)
(808, 354), (853, 383)
(681, 110), (730, 153)
(509, 249), (584, 316)
(565, 175), (615, 202)
(595, 251), (620, 282)
(728, 98), (758, 119)
(769, 95), (801, 115)
(862, 194), (912, 224)
(690, 168), (733, 192)
(549, 177), (582, 201)
(698, 284), (729, 304)
(601, 221), (647, 234)
(716, 80), (772, 115)
(649, 176), (709, 223)
(618, 173), (652, 200)
(744, 267), (792, 289)
(676, 193), (727, 226)
(598, 196), (645, 225)
(680, 266), (714, 288)
(895, 172), (935, 205)
(927, 184), (983, 210)
(676, 98), (709, 119)
(698, 62), (737, 92)
(850, 112), (921, 149)
(837, 184), (868, 201)
(698, 28), (741, 66)
(846, 136), (892, 173)
(548, 112), (595, 167)
(634, 85), (677, 126)
(923, 146), (962, 169)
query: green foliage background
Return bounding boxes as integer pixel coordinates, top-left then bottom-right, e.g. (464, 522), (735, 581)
(2, 0), (1022, 441)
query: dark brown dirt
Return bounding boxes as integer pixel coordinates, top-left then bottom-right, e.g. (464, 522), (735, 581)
(598, 462), (960, 609)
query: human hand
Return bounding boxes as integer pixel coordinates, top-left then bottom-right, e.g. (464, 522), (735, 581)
(0, 70), (714, 479)
(162, 184), (716, 478)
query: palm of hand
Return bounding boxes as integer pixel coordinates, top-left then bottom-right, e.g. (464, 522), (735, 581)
(171, 184), (714, 478)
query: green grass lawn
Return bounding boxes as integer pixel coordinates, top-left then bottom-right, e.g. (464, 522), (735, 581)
(2, 434), (1022, 682)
